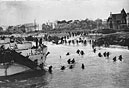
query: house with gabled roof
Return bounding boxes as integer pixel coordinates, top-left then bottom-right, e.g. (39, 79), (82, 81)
(127, 13), (129, 27)
(107, 9), (128, 29)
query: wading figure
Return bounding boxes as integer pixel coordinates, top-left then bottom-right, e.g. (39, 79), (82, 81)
(69, 65), (73, 69)
(80, 50), (85, 56)
(64, 40), (67, 44)
(71, 58), (75, 64)
(118, 55), (123, 61)
(98, 53), (102, 57)
(113, 56), (117, 62)
(48, 66), (53, 74)
(93, 48), (96, 53)
(67, 59), (71, 64)
(76, 49), (80, 55)
(66, 52), (70, 56)
(81, 63), (85, 69)
(89, 40), (92, 44)
(68, 40), (71, 45)
(61, 66), (66, 70)
(106, 52), (110, 58)
(103, 52), (107, 57)
(35, 38), (38, 48)
(39, 38), (42, 46)
(84, 40), (87, 45)
(72, 40), (75, 45)
(92, 44), (95, 49)
(76, 40), (79, 45)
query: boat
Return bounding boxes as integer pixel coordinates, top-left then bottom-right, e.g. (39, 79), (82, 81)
(0, 37), (48, 77)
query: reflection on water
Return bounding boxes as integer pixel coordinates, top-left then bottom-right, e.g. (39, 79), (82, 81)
(0, 36), (129, 88)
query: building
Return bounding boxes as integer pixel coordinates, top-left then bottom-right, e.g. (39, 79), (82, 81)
(7, 22), (38, 33)
(127, 13), (129, 27)
(107, 9), (128, 29)
(0, 26), (3, 32)
(23, 23), (37, 32)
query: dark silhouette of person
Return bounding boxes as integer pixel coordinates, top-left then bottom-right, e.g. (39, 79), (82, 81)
(93, 48), (96, 53)
(71, 58), (75, 64)
(118, 55), (123, 61)
(80, 50), (84, 55)
(69, 65), (73, 69)
(68, 40), (71, 45)
(35, 38), (38, 48)
(113, 56), (117, 62)
(92, 44), (95, 49)
(61, 66), (66, 70)
(106, 52), (110, 58)
(98, 53), (102, 57)
(76, 40), (79, 45)
(76, 49), (80, 54)
(67, 59), (71, 64)
(48, 66), (53, 74)
(103, 52), (107, 57)
(81, 63), (85, 69)
(39, 38), (42, 46)
(66, 52), (70, 56)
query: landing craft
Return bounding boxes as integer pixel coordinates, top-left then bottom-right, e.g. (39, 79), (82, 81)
(0, 37), (48, 77)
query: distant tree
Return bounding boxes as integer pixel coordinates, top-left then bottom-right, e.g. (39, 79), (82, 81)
(95, 19), (103, 29)
(20, 25), (26, 33)
(6, 26), (13, 33)
(0, 27), (3, 32)
(67, 20), (73, 24)
(57, 20), (67, 24)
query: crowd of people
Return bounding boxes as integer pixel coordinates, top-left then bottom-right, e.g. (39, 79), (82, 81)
(46, 31), (124, 74)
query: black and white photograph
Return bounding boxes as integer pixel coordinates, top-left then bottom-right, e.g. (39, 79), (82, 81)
(0, 0), (129, 88)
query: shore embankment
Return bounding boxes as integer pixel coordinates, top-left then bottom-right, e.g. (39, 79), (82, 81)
(93, 32), (129, 49)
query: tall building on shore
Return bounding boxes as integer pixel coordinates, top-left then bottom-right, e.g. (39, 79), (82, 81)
(127, 13), (129, 27)
(6, 20), (39, 33)
(107, 9), (128, 29)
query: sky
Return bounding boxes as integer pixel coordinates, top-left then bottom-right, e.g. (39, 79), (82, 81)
(0, 0), (129, 26)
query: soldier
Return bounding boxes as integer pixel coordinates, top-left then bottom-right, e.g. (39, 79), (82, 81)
(71, 58), (75, 64)
(66, 52), (70, 56)
(61, 66), (66, 70)
(76, 49), (80, 55)
(48, 66), (53, 74)
(67, 59), (71, 64)
(103, 52), (107, 57)
(80, 50), (85, 55)
(81, 63), (85, 69)
(106, 52), (110, 58)
(98, 52), (102, 57)
(118, 55), (123, 61)
(93, 48), (96, 53)
(113, 56), (117, 62)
